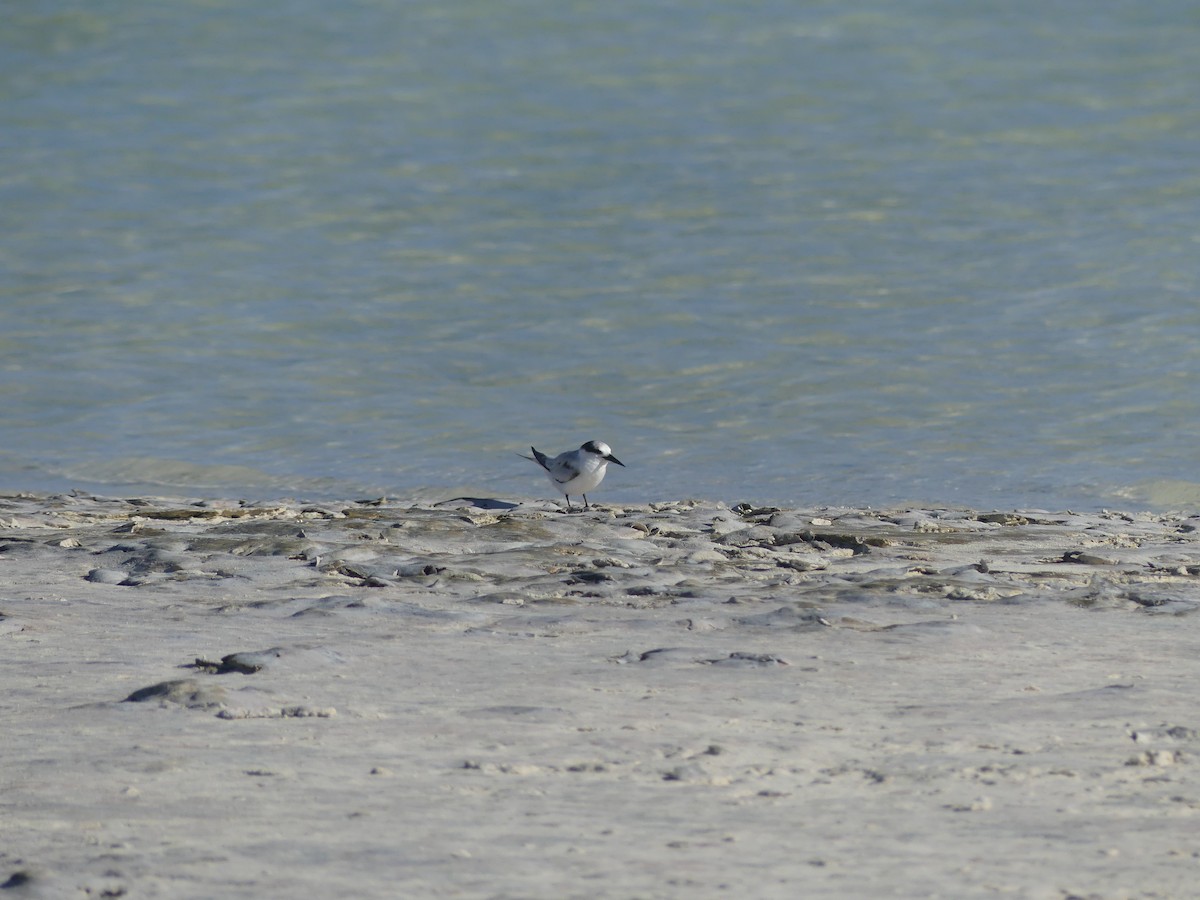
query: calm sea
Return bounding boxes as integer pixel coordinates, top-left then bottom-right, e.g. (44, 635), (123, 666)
(3, 1), (1199, 510)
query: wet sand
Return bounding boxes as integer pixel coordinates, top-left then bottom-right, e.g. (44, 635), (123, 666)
(3, 493), (1200, 898)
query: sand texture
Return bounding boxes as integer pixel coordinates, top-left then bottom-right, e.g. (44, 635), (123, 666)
(3, 493), (1200, 898)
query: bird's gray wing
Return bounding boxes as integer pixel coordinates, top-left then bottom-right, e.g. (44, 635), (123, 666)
(549, 456), (581, 484)
(528, 447), (553, 471)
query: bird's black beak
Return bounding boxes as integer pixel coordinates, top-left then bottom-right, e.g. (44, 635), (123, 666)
(606, 454), (625, 467)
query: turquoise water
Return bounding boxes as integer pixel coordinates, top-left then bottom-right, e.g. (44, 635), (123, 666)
(3, 2), (1200, 509)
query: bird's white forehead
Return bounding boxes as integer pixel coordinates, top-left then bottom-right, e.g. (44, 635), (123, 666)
(582, 440), (612, 456)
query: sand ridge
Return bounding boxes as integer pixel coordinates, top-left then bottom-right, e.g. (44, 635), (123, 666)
(2, 492), (1200, 897)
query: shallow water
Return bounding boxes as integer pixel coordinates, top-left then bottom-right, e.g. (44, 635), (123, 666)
(3, 2), (1199, 509)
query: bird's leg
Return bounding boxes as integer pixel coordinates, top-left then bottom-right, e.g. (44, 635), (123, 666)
(564, 497), (574, 512)
(582, 495), (590, 510)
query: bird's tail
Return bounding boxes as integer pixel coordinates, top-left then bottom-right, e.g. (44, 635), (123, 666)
(520, 447), (552, 471)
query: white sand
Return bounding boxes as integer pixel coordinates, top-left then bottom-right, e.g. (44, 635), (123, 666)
(2, 494), (1199, 898)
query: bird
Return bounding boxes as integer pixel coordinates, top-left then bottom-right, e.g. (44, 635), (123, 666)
(522, 440), (625, 511)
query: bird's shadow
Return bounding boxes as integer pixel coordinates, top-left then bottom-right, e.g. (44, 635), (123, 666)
(433, 497), (521, 510)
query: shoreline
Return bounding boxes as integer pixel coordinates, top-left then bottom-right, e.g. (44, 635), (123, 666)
(3, 492), (1200, 897)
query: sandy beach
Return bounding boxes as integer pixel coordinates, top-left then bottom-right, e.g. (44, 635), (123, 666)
(3, 492), (1200, 898)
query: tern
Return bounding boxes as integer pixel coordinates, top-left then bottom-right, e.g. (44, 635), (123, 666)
(522, 440), (625, 511)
